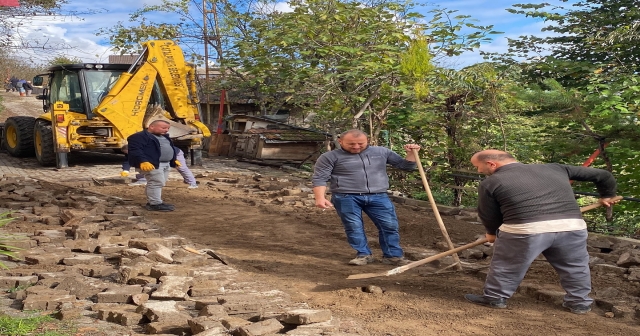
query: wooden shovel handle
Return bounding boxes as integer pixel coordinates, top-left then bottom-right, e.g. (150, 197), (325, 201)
(411, 148), (463, 270)
(388, 238), (489, 276)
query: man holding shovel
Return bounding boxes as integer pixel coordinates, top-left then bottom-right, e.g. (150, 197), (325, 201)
(312, 129), (420, 266)
(465, 150), (618, 314)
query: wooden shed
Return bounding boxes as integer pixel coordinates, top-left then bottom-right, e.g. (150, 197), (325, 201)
(212, 115), (330, 165)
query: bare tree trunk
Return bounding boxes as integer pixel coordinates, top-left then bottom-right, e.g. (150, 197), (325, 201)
(598, 140), (613, 172)
(489, 86), (508, 151)
(444, 96), (465, 207)
(352, 85), (381, 127)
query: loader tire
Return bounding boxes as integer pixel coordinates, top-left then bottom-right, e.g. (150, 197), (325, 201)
(3, 116), (36, 157)
(34, 121), (56, 167)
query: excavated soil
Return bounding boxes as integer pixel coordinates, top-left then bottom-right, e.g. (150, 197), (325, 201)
(2, 90), (639, 335)
(86, 176), (640, 336)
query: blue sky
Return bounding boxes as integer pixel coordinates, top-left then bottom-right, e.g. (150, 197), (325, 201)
(15, 0), (572, 66)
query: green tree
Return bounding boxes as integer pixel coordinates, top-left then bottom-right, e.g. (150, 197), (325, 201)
(227, 0), (422, 130)
(501, 0), (640, 86)
(492, 0), (640, 235)
(48, 55), (83, 65)
(393, 63), (531, 206)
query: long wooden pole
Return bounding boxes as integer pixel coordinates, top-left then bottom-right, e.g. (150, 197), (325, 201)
(347, 238), (487, 279)
(412, 149), (463, 271)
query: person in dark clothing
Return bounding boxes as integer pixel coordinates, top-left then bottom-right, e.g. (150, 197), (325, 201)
(16, 79), (25, 95)
(4, 78), (11, 92)
(312, 129), (420, 266)
(127, 120), (181, 212)
(22, 81), (33, 96)
(464, 149), (619, 314)
(9, 76), (19, 92)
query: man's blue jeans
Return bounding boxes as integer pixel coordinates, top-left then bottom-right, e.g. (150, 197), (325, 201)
(331, 193), (403, 258)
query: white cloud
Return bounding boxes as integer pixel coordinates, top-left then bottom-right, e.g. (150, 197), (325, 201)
(273, 2), (294, 13)
(4, 0), (172, 64)
(253, 1), (294, 15)
(6, 15), (116, 64)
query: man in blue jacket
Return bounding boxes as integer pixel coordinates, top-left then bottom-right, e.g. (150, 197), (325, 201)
(312, 129), (421, 266)
(127, 120), (181, 212)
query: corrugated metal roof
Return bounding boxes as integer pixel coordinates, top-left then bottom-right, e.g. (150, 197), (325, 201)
(247, 128), (328, 142)
(227, 114), (331, 137)
(108, 55), (139, 64)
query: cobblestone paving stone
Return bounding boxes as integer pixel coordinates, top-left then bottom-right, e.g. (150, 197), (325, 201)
(0, 151), (262, 183)
(0, 91), (346, 336)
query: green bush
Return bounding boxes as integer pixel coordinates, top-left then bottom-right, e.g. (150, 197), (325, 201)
(585, 211), (640, 238)
(410, 188), (478, 208)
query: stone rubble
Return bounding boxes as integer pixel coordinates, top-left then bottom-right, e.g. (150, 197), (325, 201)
(1, 168), (640, 332)
(102, 173), (640, 319)
(0, 176), (364, 335)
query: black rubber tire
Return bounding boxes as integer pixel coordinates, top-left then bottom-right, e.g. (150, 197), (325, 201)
(3, 116), (36, 157)
(34, 121), (56, 167)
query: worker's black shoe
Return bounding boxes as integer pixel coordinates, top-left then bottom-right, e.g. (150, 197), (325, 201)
(161, 203), (175, 209)
(145, 203), (174, 212)
(562, 302), (591, 314)
(464, 294), (507, 309)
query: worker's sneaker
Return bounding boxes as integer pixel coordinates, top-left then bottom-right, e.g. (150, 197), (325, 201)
(161, 203), (175, 209)
(145, 203), (174, 212)
(381, 257), (411, 266)
(188, 184), (198, 189)
(129, 180), (147, 186)
(348, 255), (375, 266)
(562, 302), (591, 314)
(464, 294), (507, 309)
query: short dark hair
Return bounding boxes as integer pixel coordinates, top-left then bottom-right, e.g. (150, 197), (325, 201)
(474, 152), (515, 162)
(340, 129), (368, 138)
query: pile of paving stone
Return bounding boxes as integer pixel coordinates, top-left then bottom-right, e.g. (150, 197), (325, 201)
(0, 176), (364, 336)
(584, 235), (640, 319)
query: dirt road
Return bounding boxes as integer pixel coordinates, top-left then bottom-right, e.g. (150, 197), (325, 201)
(0, 91), (44, 120)
(87, 175), (640, 336)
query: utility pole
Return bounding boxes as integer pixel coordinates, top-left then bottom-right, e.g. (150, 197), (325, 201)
(202, 0), (225, 134)
(202, 0), (211, 125)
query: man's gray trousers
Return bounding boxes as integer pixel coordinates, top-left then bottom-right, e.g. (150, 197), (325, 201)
(142, 162), (171, 205)
(484, 229), (593, 306)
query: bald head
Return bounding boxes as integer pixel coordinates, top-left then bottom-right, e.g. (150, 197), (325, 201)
(471, 150), (517, 176)
(148, 120), (171, 136)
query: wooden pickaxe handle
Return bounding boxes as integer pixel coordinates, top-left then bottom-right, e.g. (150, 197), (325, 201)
(579, 196), (623, 213)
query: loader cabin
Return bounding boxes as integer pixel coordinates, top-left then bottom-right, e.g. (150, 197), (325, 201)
(33, 63), (165, 118)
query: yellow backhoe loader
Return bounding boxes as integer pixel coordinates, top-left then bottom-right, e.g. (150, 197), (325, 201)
(1, 40), (211, 168)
